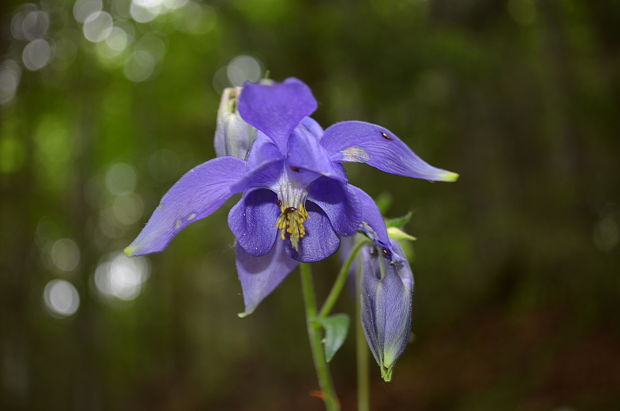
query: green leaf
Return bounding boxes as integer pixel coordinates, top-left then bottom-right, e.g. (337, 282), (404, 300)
(315, 314), (350, 362)
(386, 211), (413, 229)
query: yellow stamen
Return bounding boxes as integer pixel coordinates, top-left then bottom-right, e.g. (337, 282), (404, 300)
(275, 203), (309, 251)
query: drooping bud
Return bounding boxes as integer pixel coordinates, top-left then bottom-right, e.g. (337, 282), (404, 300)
(214, 87), (257, 159)
(360, 239), (414, 382)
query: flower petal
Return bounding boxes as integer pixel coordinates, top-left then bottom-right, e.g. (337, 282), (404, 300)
(361, 240), (414, 381)
(347, 185), (392, 249)
(349, 185), (403, 263)
(308, 177), (361, 236)
(235, 239), (298, 316)
(300, 116), (323, 139)
(230, 132), (284, 193)
(125, 157), (246, 256)
(320, 121), (458, 182)
(287, 202), (340, 262)
(228, 189), (280, 256)
(246, 132), (284, 170)
(287, 124), (347, 183)
(238, 78), (317, 153)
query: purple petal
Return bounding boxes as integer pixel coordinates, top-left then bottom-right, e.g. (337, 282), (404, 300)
(125, 157), (245, 256)
(235, 160), (284, 192)
(320, 121), (459, 182)
(287, 202), (340, 262)
(361, 240), (414, 380)
(246, 132), (284, 170)
(308, 177), (361, 236)
(349, 185), (403, 263)
(299, 116), (323, 139)
(231, 132), (284, 192)
(228, 189), (280, 256)
(238, 78), (317, 153)
(348, 185), (391, 250)
(287, 124), (347, 183)
(280, 166), (324, 189)
(236, 239), (298, 316)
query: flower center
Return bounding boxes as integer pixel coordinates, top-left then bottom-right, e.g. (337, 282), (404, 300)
(276, 204), (309, 251)
(273, 178), (309, 251)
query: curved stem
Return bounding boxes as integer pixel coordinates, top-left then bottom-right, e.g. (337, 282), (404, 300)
(319, 239), (370, 318)
(300, 263), (340, 411)
(356, 258), (370, 411)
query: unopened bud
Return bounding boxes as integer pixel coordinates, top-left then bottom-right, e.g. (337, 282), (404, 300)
(214, 87), (257, 159)
(360, 239), (414, 382)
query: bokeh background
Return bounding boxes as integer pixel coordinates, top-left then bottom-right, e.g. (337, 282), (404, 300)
(1, 0), (619, 410)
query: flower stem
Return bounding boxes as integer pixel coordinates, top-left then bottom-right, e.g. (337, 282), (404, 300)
(356, 260), (370, 411)
(300, 263), (340, 411)
(319, 239), (370, 318)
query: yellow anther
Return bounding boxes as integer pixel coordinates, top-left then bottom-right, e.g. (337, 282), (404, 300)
(275, 203), (309, 251)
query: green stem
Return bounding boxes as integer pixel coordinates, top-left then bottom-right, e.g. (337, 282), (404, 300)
(300, 263), (340, 411)
(356, 259), (370, 411)
(319, 239), (370, 318)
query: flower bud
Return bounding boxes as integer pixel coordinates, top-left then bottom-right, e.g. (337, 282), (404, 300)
(214, 87), (257, 159)
(360, 239), (414, 381)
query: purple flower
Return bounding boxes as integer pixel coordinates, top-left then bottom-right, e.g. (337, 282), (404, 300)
(125, 78), (456, 315)
(360, 239), (414, 382)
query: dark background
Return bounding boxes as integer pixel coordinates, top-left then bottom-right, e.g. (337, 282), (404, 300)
(1, 0), (619, 410)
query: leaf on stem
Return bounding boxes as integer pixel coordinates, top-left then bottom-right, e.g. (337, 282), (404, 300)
(385, 211), (412, 229)
(315, 314), (350, 362)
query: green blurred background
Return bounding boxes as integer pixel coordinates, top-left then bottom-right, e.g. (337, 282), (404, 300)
(1, 0), (619, 410)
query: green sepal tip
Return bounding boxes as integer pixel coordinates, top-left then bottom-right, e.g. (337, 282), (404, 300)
(381, 365), (394, 382)
(387, 227), (417, 242)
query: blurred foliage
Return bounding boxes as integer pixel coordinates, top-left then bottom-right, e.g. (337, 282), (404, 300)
(1, 0), (619, 410)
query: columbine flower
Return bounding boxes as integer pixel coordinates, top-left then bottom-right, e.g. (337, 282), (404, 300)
(360, 238), (414, 382)
(125, 77), (456, 316)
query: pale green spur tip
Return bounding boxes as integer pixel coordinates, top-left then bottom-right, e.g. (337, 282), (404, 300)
(440, 171), (459, 182)
(237, 310), (253, 319)
(124, 246), (137, 257)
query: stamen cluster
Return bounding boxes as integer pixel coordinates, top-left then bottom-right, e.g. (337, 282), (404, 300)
(276, 203), (309, 251)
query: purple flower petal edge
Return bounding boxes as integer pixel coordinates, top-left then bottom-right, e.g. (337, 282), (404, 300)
(236, 238), (298, 316)
(320, 120), (459, 182)
(238, 78), (317, 154)
(125, 156), (245, 256)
